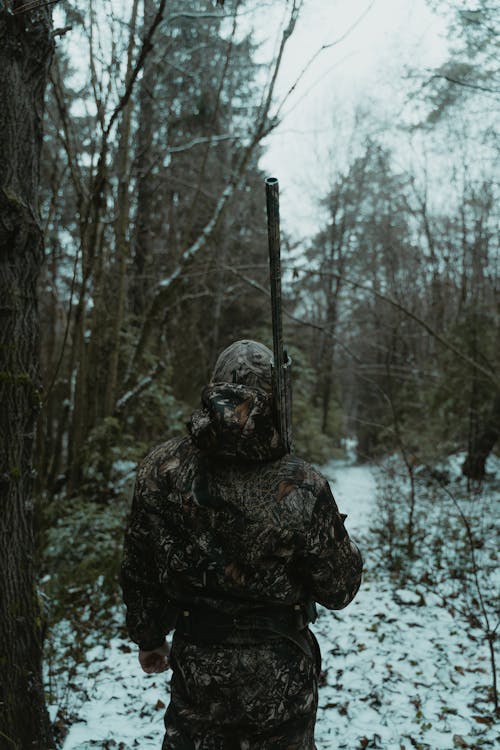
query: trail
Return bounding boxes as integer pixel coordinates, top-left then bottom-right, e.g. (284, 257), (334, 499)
(316, 459), (496, 749)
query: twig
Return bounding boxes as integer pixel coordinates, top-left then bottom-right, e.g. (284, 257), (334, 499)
(114, 360), (166, 414)
(128, 1), (302, 376)
(296, 266), (500, 389)
(273, 1), (375, 120)
(430, 473), (499, 713)
(104, 0), (167, 140)
(224, 265), (360, 363)
(11, 0), (60, 15)
(431, 74), (500, 96)
(52, 25), (72, 38)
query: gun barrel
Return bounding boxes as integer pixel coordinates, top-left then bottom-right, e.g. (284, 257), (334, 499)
(266, 177), (284, 368)
(266, 177), (292, 452)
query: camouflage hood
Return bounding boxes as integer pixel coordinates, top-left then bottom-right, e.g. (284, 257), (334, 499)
(188, 382), (285, 462)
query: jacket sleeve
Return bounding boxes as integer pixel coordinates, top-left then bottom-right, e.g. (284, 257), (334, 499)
(120, 466), (178, 650)
(303, 479), (363, 609)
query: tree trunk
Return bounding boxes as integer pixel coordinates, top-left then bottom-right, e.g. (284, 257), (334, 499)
(462, 394), (500, 480)
(319, 219), (344, 435)
(105, 0), (139, 417)
(131, 0), (156, 319)
(320, 279), (340, 435)
(0, 7), (54, 749)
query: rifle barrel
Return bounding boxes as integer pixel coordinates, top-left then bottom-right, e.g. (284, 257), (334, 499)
(265, 177), (284, 371)
(266, 176), (292, 452)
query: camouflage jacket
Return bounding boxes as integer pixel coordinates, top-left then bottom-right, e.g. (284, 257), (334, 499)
(121, 383), (362, 651)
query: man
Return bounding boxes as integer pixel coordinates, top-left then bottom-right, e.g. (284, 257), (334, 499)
(121, 339), (362, 749)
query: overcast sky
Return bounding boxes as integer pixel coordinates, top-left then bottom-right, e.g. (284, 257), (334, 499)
(57, 0), (450, 240)
(255, 0), (449, 239)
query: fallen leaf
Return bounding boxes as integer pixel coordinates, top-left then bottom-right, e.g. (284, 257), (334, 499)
(472, 715), (492, 725)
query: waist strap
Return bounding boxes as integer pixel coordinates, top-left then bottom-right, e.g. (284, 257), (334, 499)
(176, 601), (317, 642)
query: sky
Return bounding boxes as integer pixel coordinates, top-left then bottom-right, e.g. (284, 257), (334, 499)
(254, 0), (449, 239)
(54, 0), (451, 240)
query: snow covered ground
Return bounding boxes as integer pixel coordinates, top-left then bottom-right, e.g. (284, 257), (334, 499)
(47, 457), (499, 749)
(314, 459), (498, 749)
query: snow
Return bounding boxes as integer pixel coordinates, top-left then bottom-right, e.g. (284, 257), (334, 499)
(55, 641), (166, 749)
(112, 460), (137, 476)
(47, 456), (499, 749)
(314, 458), (499, 750)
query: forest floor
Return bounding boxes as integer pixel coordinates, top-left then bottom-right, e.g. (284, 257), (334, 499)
(46, 453), (499, 750)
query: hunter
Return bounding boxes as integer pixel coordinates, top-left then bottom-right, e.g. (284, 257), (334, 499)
(121, 339), (363, 749)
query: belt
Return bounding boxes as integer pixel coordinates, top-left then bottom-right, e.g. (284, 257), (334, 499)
(175, 601), (317, 651)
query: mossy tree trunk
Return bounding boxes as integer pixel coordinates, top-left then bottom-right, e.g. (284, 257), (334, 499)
(0, 6), (54, 749)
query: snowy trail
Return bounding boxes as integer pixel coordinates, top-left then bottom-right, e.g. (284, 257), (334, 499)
(323, 459), (375, 539)
(316, 461), (496, 750)
(52, 461), (497, 750)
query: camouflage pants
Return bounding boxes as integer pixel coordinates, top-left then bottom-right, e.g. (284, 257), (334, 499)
(162, 632), (319, 750)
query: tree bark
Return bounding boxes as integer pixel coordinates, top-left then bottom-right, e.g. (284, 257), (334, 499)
(131, 0), (156, 319)
(104, 0), (139, 417)
(462, 394), (500, 480)
(0, 7), (54, 749)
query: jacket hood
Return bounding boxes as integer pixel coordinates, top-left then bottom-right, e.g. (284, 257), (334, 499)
(211, 340), (273, 392)
(188, 382), (285, 462)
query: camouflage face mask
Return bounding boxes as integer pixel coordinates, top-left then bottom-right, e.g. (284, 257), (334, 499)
(212, 340), (273, 393)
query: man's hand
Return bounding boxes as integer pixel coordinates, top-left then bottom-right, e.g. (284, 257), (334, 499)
(139, 641), (170, 674)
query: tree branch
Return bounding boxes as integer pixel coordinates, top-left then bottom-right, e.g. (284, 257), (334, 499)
(127, 1), (303, 377)
(431, 74), (500, 95)
(115, 359), (165, 414)
(224, 265), (361, 364)
(105, 0), (167, 139)
(298, 266), (500, 389)
(273, 0), (374, 120)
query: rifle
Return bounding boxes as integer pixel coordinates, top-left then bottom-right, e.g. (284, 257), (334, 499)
(265, 176), (293, 453)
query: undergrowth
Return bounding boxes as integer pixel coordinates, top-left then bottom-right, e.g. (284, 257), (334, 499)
(373, 453), (500, 716)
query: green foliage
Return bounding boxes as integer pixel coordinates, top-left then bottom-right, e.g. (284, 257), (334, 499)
(76, 366), (190, 501)
(419, 1), (499, 124)
(79, 417), (124, 495)
(40, 368), (192, 639)
(124, 363), (191, 450)
(392, 304), (499, 466)
(42, 487), (132, 638)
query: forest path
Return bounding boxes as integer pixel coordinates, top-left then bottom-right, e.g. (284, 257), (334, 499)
(53, 459), (496, 750)
(315, 459), (495, 749)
